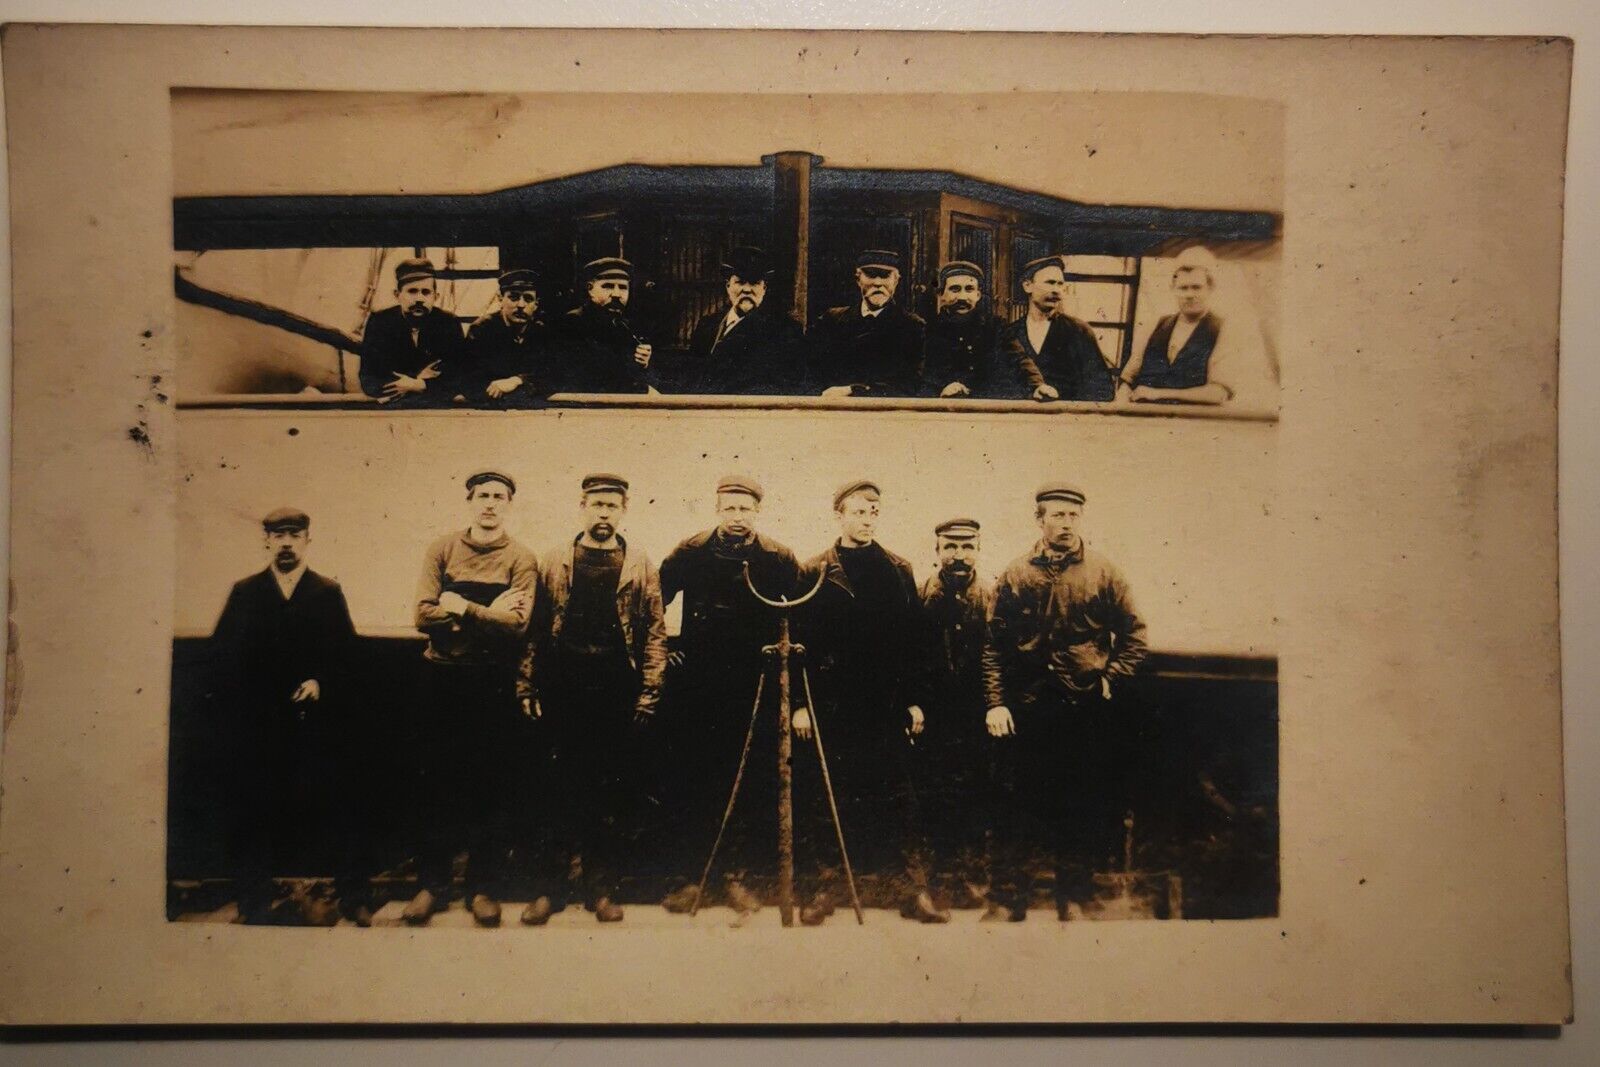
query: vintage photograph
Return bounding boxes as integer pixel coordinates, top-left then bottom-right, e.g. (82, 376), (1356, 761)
(166, 87), (1282, 931)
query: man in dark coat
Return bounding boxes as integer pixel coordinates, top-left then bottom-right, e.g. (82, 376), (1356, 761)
(207, 507), (364, 924)
(981, 483), (1149, 921)
(657, 475), (802, 915)
(922, 261), (1005, 399)
(357, 257), (465, 405)
(807, 249), (926, 397)
(457, 268), (553, 406)
(553, 258), (655, 395)
(791, 479), (947, 925)
(999, 255), (1116, 403)
(916, 518), (995, 910)
(684, 246), (806, 395)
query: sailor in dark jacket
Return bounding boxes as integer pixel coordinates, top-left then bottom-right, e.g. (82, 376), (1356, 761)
(922, 261), (1005, 399)
(791, 479), (947, 925)
(684, 246), (806, 395)
(458, 268), (553, 406)
(357, 257), (465, 405)
(1117, 249), (1235, 406)
(807, 249), (926, 397)
(657, 475), (802, 914)
(999, 255), (1116, 403)
(207, 508), (364, 924)
(553, 258), (654, 395)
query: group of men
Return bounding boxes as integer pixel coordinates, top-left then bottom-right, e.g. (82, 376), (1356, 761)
(208, 472), (1148, 928)
(356, 245), (1237, 407)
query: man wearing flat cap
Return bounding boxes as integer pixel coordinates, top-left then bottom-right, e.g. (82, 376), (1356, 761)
(657, 475), (802, 915)
(684, 246), (807, 395)
(554, 258), (654, 395)
(458, 268), (553, 405)
(999, 256), (1117, 403)
(207, 508), (365, 924)
(807, 249), (926, 398)
(923, 262), (1005, 399)
(916, 518), (996, 913)
(982, 483), (1148, 921)
(791, 479), (943, 924)
(357, 257), (466, 405)
(404, 471), (539, 928)
(521, 474), (668, 923)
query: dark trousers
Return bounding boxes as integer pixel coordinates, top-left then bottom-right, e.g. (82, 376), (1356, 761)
(663, 656), (778, 898)
(794, 705), (929, 907)
(990, 687), (1130, 909)
(411, 660), (529, 899)
(541, 649), (645, 903)
(921, 699), (993, 901)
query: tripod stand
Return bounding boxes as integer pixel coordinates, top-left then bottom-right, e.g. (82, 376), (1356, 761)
(690, 564), (865, 926)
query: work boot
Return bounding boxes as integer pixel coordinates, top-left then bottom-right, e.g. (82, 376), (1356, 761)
(593, 897), (625, 923)
(980, 899), (1026, 922)
(799, 894), (835, 926)
(520, 896), (555, 926)
(401, 888), (440, 926)
(469, 894), (502, 927)
(725, 879), (763, 916)
(661, 883), (701, 914)
(901, 890), (952, 924)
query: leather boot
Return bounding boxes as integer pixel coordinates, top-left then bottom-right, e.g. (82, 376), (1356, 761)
(469, 893), (502, 927)
(593, 897), (625, 923)
(401, 888), (440, 926)
(520, 896), (555, 926)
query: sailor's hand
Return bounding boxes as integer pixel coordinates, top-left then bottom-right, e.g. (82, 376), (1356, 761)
(633, 343), (653, 367)
(521, 697), (543, 721)
(939, 382), (971, 398)
(793, 706), (814, 740)
(985, 706), (1015, 737)
(488, 588), (531, 615)
(906, 705), (926, 738)
(820, 385), (854, 398)
(667, 649), (686, 668)
(486, 376), (524, 398)
(290, 679), (321, 704)
(438, 591), (470, 617)
(383, 372), (428, 398)
(1101, 675), (1113, 700)
(1032, 383), (1060, 402)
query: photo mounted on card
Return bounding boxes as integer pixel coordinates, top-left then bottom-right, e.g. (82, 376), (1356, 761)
(0, 26), (1571, 1025)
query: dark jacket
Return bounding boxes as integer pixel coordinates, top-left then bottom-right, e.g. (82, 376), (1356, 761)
(210, 568), (356, 712)
(918, 571), (993, 721)
(660, 529), (802, 659)
(1000, 313), (1115, 402)
(922, 309), (1006, 398)
(797, 541), (928, 730)
(982, 541), (1148, 709)
(458, 311), (553, 403)
(357, 304), (465, 402)
(685, 304), (807, 395)
(522, 535), (668, 714)
(554, 302), (653, 395)
(807, 301), (926, 397)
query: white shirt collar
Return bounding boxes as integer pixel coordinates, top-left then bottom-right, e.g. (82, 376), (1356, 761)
(859, 301), (886, 319)
(272, 564), (307, 600)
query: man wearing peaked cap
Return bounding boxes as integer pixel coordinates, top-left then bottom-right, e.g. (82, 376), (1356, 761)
(207, 507), (366, 925)
(520, 472), (667, 923)
(998, 254), (1116, 403)
(555, 257), (654, 395)
(981, 480), (1148, 922)
(404, 470), (539, 928)
(916, 516), (993, 918)
(656, 474), (802, 915)
(460, 267), (554, 406)
(924, 260), (1004, 400)
(357, 256), (466, 405)
(790, 478), (942, 924)
(684, 246), (806, 396)
(807, 247), (926, 398)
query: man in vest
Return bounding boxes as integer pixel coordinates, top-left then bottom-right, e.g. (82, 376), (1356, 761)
(1117, 247), (1236, 405)
(999, 255), (1116, 402)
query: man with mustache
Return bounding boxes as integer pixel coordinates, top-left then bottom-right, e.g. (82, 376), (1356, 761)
(207, 508), (365, 925)
(999, 256), (1117, 403)
(916, 518), (995, 913)
(981, 483), (1148, 921)
(922, 262), (1004, 399)
(1117, 247), (1237, 406)
(791, 480), (945, 925)
(404, 472), (538, 928)
(684, 246), (806, 395)
(555, 258), (654, 395)
(522, 474), (668, 923)
(357, 258), (465, 405)
(458, 267), (553, 406)
(807, 249), (926, 398)
(657, 475), (801, 916)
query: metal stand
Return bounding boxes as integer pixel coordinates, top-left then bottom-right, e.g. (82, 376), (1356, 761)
(690, 564), (865, 926)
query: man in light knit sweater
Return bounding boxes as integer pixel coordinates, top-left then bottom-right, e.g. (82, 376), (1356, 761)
(403, 470), (538, 927)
